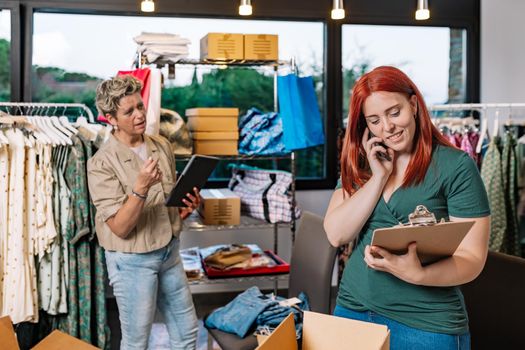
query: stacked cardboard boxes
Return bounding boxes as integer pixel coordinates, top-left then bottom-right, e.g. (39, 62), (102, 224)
(200, 33), (278, 61)
(186, 108), (239, 155)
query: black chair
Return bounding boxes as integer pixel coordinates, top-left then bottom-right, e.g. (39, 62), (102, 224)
(205, 211), (338, 350)
(461, 251), (525, 350)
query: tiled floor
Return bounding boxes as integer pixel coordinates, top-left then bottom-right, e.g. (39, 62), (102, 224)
(108, 292), (240, 350)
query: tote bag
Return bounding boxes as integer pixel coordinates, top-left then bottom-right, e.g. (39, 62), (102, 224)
(228, 165), (301, 223)
(277, 74), (325, 151)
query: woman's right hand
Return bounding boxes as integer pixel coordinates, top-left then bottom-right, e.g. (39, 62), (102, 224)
(362, 128), (394, 178)
(133, 157), (162, 195)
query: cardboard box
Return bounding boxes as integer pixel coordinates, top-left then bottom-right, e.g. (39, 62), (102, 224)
(192, 131), (239, 155)
(186, 108), (239, 117)
(200, 33), (244, 61)
(256, 312), (390, 350)
(198, 188), (241, 225)
(186, 108), (239, 132)
(244, 34), (278, 61)
(187, 117), (238, 132)
(0, 316), (99, 350)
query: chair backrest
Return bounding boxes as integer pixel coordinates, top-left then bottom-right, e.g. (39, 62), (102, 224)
(461, 251), (525, 350)
(288, 211), (338, 314)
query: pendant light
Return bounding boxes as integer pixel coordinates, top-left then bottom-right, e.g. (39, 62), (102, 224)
(239, 0), (253, 16)
(415, 0), (430, 20)
(331, 0), (345, 20)
(141, 0), (155, 13)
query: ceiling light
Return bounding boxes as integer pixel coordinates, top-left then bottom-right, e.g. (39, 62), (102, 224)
(331, 0), (345, 20)
(239, 0), (253, 16)
(141, 0), (155, 13)
(415, 0), (430, 20)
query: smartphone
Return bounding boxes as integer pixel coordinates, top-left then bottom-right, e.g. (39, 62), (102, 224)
(369, 130), (392, 161)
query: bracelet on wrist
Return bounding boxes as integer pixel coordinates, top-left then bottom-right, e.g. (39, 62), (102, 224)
(131, 190), (147, 200)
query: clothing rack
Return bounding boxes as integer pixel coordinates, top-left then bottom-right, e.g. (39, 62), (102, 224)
(0, 102), (95, 123)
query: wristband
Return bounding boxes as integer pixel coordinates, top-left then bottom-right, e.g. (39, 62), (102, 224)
(131, 190), (147, 200)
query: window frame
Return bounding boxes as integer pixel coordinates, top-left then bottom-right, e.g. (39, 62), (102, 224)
(2, 0), (480, 190)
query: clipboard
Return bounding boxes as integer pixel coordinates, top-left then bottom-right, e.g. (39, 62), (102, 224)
(371, 205), (475, 264)
(165, 155), (219, 207)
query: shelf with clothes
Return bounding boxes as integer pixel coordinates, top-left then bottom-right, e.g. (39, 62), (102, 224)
(0, 102), (110, 349)
(429, 102), (525, 257)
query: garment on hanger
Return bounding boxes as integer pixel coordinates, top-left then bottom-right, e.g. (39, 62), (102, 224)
(0, 106), (110, 349)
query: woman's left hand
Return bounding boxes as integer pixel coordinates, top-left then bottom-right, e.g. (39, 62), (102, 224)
(364, 243), (426, 285)
(179, 187), (202, 220)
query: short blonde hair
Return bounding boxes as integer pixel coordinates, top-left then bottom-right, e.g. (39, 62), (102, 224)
(95, 75), (142, 117)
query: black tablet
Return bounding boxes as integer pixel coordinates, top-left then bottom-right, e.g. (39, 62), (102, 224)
(165, 155), (220, 207)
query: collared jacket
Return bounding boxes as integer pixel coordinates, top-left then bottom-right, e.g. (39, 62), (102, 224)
(87, 133), (181, 253)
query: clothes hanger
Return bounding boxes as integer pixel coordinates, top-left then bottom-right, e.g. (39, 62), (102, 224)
(36, 107), (70, 145)
(492, 109), (500, 138)
(57, 106), (79, 135)
(476, 107), (489, 154)
(29, 107), (61, 145)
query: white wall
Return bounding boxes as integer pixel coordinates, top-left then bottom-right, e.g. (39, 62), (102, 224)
(481, 0), (525, 103)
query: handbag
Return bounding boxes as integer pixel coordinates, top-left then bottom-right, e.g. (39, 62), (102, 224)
(228, 164), (301, 223)
(277, 74), (325, 151)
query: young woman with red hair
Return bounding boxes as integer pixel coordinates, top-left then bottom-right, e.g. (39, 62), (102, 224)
(324, 66), (490, 349)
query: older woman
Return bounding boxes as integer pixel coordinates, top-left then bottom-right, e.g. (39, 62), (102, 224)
(87, 75), (199, 350)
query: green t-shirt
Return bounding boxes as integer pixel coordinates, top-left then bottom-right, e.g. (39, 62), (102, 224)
(336, 145), (490, 334)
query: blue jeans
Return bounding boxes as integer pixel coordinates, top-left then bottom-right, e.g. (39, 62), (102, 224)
(333, 305), (470, 350)
(105, 238), (198, 350)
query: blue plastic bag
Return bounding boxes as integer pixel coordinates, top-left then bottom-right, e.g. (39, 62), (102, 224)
(277, 74), (325, 151)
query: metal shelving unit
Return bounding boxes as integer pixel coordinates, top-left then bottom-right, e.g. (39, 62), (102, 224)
(142, 57), (297, 288)
(187, 273), (289, 286)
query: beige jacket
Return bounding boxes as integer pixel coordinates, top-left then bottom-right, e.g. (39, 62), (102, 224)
(87, 134), (181, 253)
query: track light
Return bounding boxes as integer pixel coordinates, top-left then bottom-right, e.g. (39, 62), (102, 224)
(239, 0), (252, 16)
(415, 0), (430, 20)
(141, 0), (155, 13)
(331, 0), (345, 20)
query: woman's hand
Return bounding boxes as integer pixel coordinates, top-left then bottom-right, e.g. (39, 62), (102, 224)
(362, 128), (394, 179)
(363, 243), (425, 285)
(133, 157), (162, 195)
(179, 187), (202, 220)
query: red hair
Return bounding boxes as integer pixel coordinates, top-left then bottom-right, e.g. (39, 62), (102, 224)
(340, 66), (454, 195)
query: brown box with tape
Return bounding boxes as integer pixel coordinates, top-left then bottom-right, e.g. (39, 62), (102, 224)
(244, 34), (278, 61)
(200, 33), (244, 61)
(198, 188), (241, 225)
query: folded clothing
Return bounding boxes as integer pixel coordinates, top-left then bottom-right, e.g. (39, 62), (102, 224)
(203, 244), (252, 270)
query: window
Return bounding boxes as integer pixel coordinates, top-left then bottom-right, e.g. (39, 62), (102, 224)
(342, 24), (467, 125)
(32, 13), (325, 181)
(0, 9), (10, 101)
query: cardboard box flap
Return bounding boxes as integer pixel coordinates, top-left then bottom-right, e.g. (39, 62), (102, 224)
(201, 188), (240, 199)
(192, 131), (239, 140)
(303, 311), (390, 350)
(256, 313), (297, 350)
(186, 108), (239, 117)
(0, 316), (20, 350)
(32, 330), (100, 349)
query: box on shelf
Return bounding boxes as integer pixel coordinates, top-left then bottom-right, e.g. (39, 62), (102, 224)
(186, 108), (239, 117)
(1, 316), (99, 350)
(200, 33), (244, 61)
(188, 117), (238, 132)
(186, 108), (239, 132)
(244, 34), (278, 61)
(192, 131), (239, 155)
(256, 312), (390, 350)
(198, 188), (241, 225)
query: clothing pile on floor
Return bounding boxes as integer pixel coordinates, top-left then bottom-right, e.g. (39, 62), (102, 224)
(205, 286), (310, 338)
